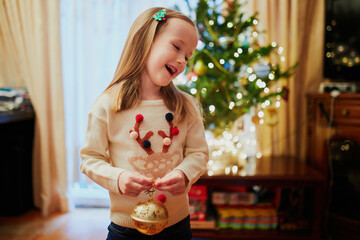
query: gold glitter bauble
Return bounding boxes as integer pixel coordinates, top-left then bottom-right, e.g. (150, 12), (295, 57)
(131, 198), (169, 235)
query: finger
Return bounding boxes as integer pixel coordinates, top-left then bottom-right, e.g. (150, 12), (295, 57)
(156, 177), (177, 187)
(131, 174), (154, 186)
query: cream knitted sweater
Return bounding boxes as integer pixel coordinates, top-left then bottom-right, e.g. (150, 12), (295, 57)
(80, 92), (209, 228)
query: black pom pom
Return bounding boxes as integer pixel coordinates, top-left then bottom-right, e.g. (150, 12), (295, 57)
(165, 112), (174, 122)
(142, 140), (151, 149)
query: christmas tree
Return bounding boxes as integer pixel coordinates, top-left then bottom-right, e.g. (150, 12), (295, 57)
(176, 0), (297, 136)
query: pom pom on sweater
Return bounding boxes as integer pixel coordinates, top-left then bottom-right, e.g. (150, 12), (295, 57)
(136, 114), (144, 123)
(165, 113), (174, 122)
(171, 128), (179, 136)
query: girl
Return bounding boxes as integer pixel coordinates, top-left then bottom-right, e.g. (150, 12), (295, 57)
(80, 7), (209, 240)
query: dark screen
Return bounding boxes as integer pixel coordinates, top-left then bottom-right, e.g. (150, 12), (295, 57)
(324, 0), (360, 81)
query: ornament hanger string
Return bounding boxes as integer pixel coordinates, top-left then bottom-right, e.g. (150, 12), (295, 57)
(144, 179), (156, 197)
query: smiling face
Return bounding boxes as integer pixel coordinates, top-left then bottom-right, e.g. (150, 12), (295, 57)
(141, 18), (198, 99)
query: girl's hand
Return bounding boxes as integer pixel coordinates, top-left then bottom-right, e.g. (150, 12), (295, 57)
(118, 170), (153, 197)
(155, 170), (189, 196)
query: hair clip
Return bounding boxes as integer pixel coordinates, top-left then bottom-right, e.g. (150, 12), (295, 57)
(153, 9), (167, 22)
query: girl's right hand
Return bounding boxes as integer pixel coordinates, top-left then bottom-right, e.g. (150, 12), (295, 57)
(118, 170), (153, 197)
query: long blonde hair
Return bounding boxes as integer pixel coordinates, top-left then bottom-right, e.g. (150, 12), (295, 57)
(105, 7), (202, 123)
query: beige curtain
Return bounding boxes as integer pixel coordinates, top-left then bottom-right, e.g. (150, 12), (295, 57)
(246, 0), (325, 160)
(0, 0), (68, 215)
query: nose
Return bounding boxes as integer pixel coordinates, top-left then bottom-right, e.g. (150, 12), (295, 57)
(177, 54), (187, 65)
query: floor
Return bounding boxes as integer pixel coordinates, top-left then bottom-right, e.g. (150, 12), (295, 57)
(0, 208), (110, 240)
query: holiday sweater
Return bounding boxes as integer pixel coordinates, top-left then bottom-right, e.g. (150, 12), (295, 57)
(80, 92), (209, 228)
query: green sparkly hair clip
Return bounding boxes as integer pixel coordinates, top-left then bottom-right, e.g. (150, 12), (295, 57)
(153, 9), (167, 22)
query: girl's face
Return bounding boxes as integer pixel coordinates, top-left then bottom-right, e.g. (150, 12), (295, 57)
(141, 18), (198, 99)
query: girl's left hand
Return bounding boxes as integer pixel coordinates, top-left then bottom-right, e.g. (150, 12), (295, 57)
(155, 170), (189, 196)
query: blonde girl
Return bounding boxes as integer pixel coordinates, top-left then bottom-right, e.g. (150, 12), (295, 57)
(80, 7), (209, 240)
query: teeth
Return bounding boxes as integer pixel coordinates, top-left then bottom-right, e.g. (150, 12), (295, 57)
(166, 65), (176, 75)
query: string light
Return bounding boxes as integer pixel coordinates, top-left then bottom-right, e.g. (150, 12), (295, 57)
(249, 126), (256, 132)
(190, 88), (197, 94)
(229, 101), (235, 109)
(191, 75), (198, 81)
(249, 74), (256, 82)
(268, 73), (275, 80)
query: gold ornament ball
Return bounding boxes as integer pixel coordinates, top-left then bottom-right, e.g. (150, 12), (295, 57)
(131, 198), (169, 235)
(241, 76), (248, 86)
(194, 59), (207, 75)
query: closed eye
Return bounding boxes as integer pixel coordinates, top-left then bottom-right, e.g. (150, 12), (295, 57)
(173, 44), (189, 61)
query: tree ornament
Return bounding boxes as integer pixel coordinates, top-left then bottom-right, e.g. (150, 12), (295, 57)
(193, 59), (207, 75)
(251, 115), (261, 125)
(241, 76), (248, 86)
(254, 63), (271, 78)
(218, 36), (232, 49)
(266, 107), (279, 127)
(186, 71), (198, 81)
(131, 182), (169, 235)
(282, 86), (290, 101)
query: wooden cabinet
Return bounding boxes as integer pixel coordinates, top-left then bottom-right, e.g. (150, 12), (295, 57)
(306, 93), (360, 175)
(192, 156), (325, 240)
(306, 93), (360, 239)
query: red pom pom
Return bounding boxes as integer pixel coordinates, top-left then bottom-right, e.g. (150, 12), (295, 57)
(157, 194), (166, 203)
(171, 128), (179, 136)
(135, 114), (144, 123)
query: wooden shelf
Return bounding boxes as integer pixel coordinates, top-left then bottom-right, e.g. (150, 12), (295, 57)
(192, 156), (325, 240)
(193, 229), (313, 240)
(197, 156), (324, 188)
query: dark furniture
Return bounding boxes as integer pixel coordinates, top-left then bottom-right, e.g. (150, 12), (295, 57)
(192, 156), (325, 240)
(307, 93), (360, 240)
(0, 110), (35, 216)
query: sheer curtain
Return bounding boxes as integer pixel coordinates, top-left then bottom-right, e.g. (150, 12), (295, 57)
(60, 0), (192, 206)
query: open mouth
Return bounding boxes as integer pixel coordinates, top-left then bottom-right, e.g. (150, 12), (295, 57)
(165, 64), (177, 76)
